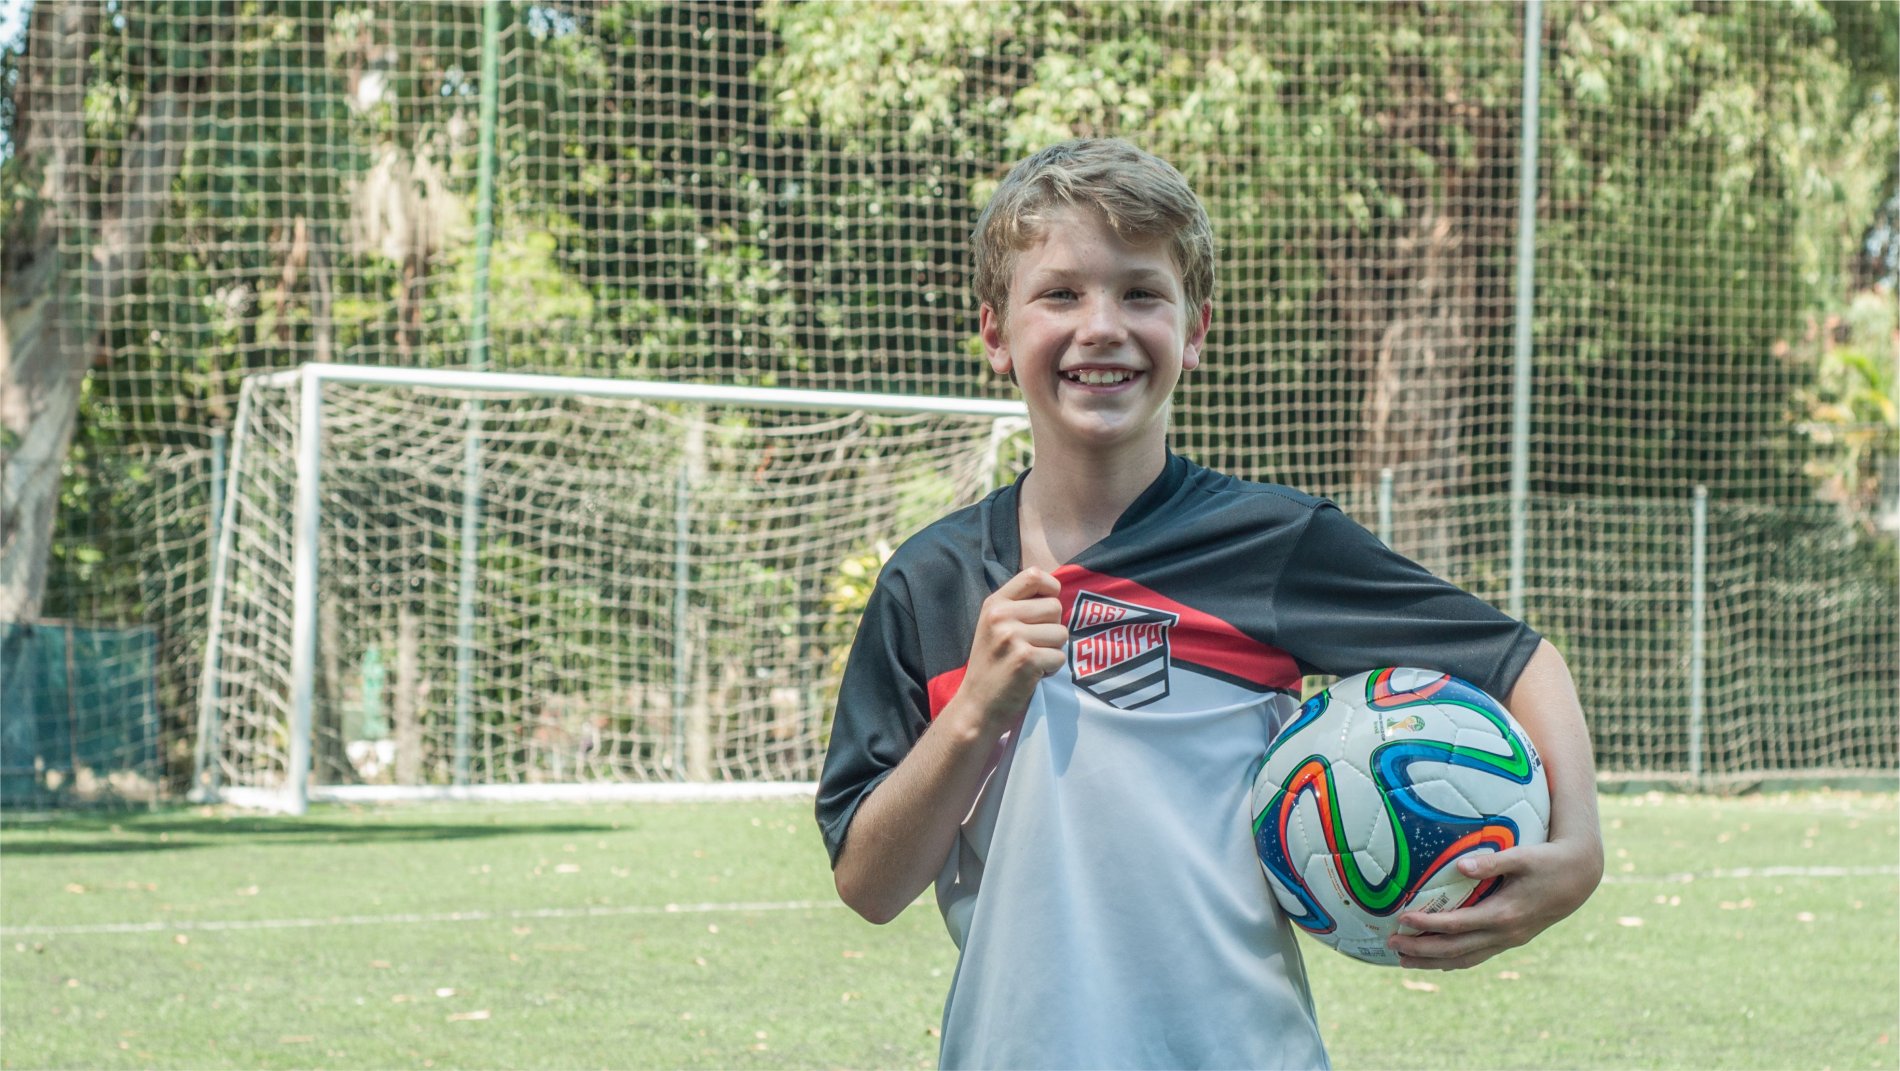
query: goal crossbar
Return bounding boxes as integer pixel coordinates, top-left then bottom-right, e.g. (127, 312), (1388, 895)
(257, 362), (1030, 419)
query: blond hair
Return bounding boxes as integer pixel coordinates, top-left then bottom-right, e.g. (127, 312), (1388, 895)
(972, 138), (1215, 323)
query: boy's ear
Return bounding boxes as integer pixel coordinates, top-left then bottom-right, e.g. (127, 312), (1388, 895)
(1182, 301), (1213, 372)
(979, 303), (1012, 377)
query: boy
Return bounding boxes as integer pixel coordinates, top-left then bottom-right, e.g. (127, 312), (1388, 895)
(816, 138), (1603, 1069)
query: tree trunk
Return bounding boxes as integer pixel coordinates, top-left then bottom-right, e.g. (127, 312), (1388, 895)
(1340, 50), (1518, 576)
(0, 1), (192, 622)
(1, 2), (92, 624)
(1355, 209), (1475, 575)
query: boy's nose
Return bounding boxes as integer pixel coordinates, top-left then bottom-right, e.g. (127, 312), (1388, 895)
(1075, 296), (1128, 347)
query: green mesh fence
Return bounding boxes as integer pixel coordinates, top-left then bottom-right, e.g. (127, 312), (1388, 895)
(0, 622), (161, 806)
(3, 0), (1894, 802)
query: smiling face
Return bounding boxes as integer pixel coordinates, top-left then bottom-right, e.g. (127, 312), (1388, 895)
(981, 205), (1212, 466)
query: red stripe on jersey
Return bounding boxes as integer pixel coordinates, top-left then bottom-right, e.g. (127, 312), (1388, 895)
(1054, 565), (1302, 692)
(927, 665), (968, 721)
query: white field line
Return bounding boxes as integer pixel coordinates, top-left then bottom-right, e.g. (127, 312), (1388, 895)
(1600, 864), (1900, 885)
(11, 866), (1897, 937)
(2, 898), (845, 938)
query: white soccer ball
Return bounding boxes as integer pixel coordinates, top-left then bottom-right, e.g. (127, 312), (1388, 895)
(1249, 667), (1550, 965)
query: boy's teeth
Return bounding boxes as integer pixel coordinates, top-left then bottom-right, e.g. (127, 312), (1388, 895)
(1069, 370), (1131, 385)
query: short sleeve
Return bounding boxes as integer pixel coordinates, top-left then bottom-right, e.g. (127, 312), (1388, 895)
(1273, 504), (1543, 701)
(814, 573), (932, 866)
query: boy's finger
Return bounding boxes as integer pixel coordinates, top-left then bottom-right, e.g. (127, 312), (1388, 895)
(1395, 942), (1497, 972)
(1459, 839), (1550, 881)
(1396, 901), (1492, 935)
(1389, 924), (1489, 959)
(995, 568), (1037, 597)
(1406, 881), (1520, 934)
(1457, 846), (1525, 880)
(1017, 596), (1066, 625)
(1020, 623), (1070, 650)
(1455, 854), (1494, 880)
(1009, 567), (1062, 597)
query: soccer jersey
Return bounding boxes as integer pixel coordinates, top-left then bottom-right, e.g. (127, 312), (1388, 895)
(817, 453), (1542, 1070)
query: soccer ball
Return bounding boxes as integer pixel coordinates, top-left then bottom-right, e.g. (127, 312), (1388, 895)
(1249, 667), (1549, 965)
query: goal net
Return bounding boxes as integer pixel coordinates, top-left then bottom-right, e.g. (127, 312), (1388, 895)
(193, 365), (1027, 813)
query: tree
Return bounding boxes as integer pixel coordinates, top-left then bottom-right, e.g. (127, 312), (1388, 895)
(1536, 0), (1892, 502)
(2, 1), (197, 621)
(760, 0), (1894, 511)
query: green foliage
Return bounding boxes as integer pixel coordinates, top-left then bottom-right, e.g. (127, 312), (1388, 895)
(449, 227), (595, 325)
(516, 3), (818, 382)
(759, 0), (1892, 497)
(1790, 289), (1900, 535)
(1529, 0), (1889, 497)
(819, 542), (892, 715)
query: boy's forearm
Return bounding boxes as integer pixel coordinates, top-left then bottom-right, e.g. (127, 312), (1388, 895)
(832, 701), (1005, 924)
(1505, 640), (1603, 858)
(1389, 641), (1602, 968)
(836, 567), (1066, 923)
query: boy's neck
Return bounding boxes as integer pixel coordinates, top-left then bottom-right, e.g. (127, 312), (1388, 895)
(1017, 442), (1169, 571)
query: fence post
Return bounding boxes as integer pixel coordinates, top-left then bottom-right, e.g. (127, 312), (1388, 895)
(1377, 467), (1395, 546)
(1508, 0), (1544, 619)
(452, 0), (504, 789)
(1688, 485), (1709, 784)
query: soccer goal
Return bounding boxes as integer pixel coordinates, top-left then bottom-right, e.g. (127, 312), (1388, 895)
(192, 364), (1027, 814)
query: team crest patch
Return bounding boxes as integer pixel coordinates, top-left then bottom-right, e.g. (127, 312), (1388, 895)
(1068, 591), (1180, 709)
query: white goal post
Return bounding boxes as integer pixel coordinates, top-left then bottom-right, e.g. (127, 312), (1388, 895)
(193, 363), (1027, 814)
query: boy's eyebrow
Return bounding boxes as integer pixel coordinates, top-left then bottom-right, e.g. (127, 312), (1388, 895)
(1018, 264), (1181, 290)
(1122, 267), (1179, 288)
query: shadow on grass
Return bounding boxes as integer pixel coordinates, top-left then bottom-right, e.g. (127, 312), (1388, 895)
(0, 809), (630, 856)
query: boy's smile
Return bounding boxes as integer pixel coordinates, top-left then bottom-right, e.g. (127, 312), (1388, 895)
(1064, 368), (1138, 387)
(980, 205), (1211, 461)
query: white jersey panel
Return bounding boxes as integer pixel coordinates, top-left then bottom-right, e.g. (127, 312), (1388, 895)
(935, 665), (1330, 1070)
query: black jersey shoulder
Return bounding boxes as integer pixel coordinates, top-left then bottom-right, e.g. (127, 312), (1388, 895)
(1179, 462), (1333, 517)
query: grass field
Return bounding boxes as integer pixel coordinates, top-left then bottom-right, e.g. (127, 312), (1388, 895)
(2, 790), (1895, 1070)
